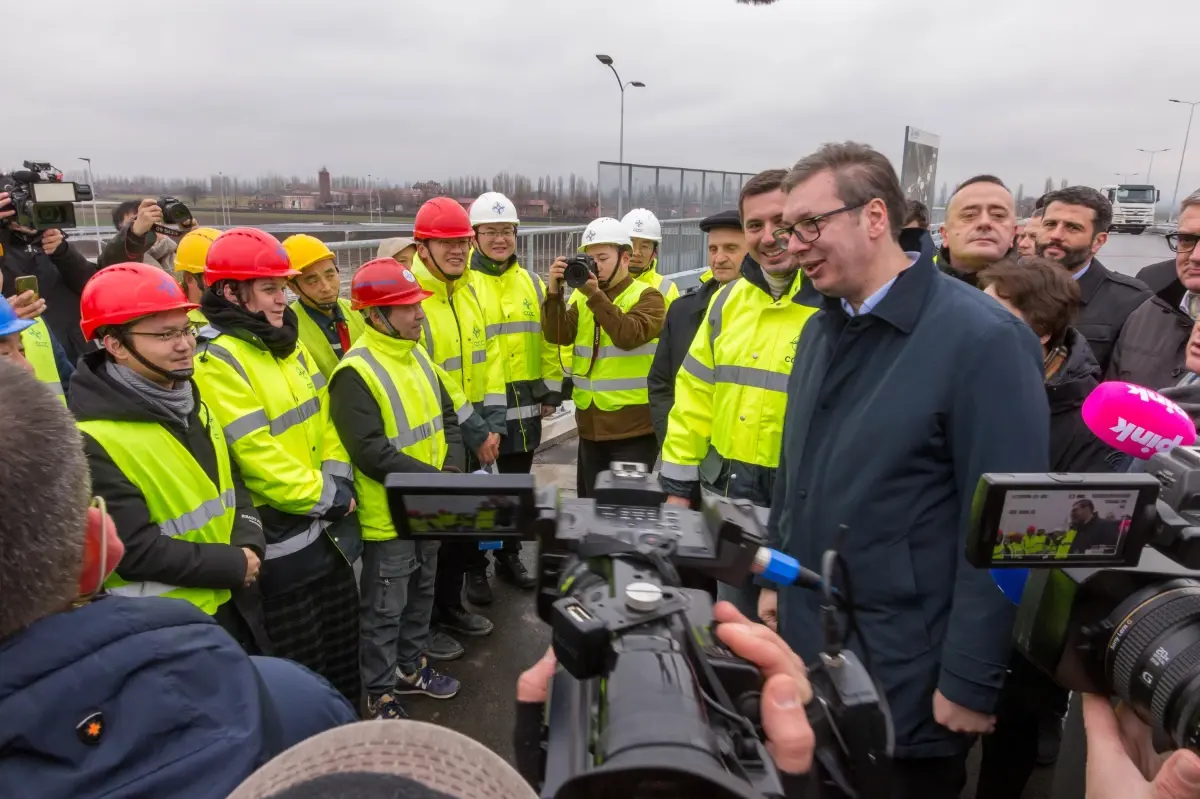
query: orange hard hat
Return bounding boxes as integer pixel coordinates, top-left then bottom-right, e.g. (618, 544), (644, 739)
(413, 197), (473, 240)
(80, 263), (199, 340)
(204, 228), (300, 282)
(350, 258), (434, 310)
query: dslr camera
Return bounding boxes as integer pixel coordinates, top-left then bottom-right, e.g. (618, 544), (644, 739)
(156, 196), (192, 226)
(1, 161), (93, 230)
(563, 253), (598, 288)
(385, 463), (892, 798)
(967, 446), (1200, 751)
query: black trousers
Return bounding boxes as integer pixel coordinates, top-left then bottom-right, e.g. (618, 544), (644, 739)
(977, 655), (1071, 799)
(576, 434), (659, 498)
(889, 751), (969, 799)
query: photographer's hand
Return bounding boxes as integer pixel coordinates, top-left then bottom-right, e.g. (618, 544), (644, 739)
(40, 228), (65, 256)
(547, 257), (567, 295)
(0, 192), (13, 222)
(1083, 693), (1200, 799)
(9, 290), (46, 321)
(580, 270), (601, 299)
(131, 199), (162, 236)
(714, 601), (815, 774)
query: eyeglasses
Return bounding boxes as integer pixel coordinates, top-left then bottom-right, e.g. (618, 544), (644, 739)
(1166, 232), (1199, 254)
(477, 228), (516, 239)
(126, 322), (200, 343)
(772, 201), (868, 248)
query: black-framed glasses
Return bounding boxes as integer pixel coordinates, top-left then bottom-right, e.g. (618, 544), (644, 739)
(126, 322), (200, 343)
(772, 201), (868, 248)
(1166, 232), (1199, 254)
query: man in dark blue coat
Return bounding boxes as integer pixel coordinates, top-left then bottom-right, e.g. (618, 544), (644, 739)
(758, 143), (1049, 799)
(0, 360), (357, 799)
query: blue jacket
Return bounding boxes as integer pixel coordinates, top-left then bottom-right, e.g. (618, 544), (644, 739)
(767, 251), (1049, 758)
(0, 596), (355, 798)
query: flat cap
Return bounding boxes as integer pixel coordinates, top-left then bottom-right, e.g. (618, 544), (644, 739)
(699, 209), (742, 233)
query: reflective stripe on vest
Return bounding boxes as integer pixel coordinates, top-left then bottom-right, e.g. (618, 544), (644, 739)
(21, 318), (64, 404)
(80, 405), (236, 615)
(332, 327), (447, 541)
(571, 280), (655, 411)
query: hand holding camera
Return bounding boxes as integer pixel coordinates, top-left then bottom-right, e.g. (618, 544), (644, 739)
(547, 256), (568, 294)
(131, 199), (164, 236)
(40, 228), (64, 256)
(0, 192), (14, 222)
(1083, 693), (1200, 799)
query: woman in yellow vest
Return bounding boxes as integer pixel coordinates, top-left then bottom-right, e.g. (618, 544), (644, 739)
(328, 258), (493, 719)
(282, 234), (365, 380)
(192, 228), (362, 709)
(542, 217), (666, 497)
(69, 262), (270, 653)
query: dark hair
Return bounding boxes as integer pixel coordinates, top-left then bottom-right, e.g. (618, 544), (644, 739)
(1041, 186), (1113, 234)
(782, 142), (905, 240)
(1181, 188), (1200, 216)
(904, 200), (929, 228)
(0, 360), (91, 639)
(1029, 206), (1045, 219)
(738, 169), (787, 220)
(977, 256), (1081, 341)
(955, 175), (1009, 194)
(112, 200), (140, 229)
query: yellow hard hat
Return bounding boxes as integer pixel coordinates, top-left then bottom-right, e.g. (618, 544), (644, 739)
(174, 228), (222, 274)
(282, 234), (336, 274)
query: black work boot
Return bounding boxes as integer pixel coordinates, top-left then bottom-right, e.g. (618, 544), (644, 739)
(465, 569), (493, 606)
(439, 606), (494, 637)
(496, 551), (536, 589)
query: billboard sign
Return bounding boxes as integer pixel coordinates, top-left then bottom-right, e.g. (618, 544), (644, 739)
(900, 127), (941, 211)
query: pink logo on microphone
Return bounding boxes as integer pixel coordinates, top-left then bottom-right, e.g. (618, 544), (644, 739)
(1082, 381), (1198, 459)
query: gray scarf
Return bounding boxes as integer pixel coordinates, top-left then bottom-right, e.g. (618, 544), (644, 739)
(105, 362), (195, 429)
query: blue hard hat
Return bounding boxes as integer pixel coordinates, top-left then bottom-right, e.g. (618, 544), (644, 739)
(0, 297), (35, 338)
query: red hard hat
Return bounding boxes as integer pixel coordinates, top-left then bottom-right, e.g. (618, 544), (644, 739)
(204, 228), (301, 282)
(413, 197), (473, 240)
(350, 258), (434, 310)
(80, 262), (199, 340)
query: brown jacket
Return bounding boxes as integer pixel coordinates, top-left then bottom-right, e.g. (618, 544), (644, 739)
(542, 274), (665, 441)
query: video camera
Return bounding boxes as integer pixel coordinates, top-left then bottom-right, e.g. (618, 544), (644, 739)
(967, 446), (1200, 751)
(1, 161), (92, 231)
(563, 253), (598, 288)
(385, 462), (892, 799)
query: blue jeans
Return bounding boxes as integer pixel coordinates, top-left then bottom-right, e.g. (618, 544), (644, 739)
(359, 538), (439, 698)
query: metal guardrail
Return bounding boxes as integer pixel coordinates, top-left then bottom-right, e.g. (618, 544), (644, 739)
(326, 218), (706, 285)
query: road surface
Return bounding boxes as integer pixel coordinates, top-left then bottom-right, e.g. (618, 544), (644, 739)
(406, 232), (1176, 797)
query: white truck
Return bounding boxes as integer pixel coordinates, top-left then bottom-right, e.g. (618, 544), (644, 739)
(1100, 184), (1159, 235)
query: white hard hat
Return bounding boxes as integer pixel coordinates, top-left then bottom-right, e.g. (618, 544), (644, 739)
(579, 217), (632, 252)
(469, 192), (520, 227)
(620, 208), (662, 243)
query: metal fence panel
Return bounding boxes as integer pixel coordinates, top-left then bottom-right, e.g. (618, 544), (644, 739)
(599, 161), (756, 219)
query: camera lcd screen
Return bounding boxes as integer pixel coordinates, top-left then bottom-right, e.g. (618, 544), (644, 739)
(31, 182), (77, 203)
(991, 489), (1137, 563)
(399, 493), (523, 537)
(385, 472), (536, 540)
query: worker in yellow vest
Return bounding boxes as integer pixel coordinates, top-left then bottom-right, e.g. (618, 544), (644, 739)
(329, 258), (493, 718)
(543, 217), (666, 497)
(0, 296), (35, 371)
(0, 269), (71, 402)
(174, 227), (221, 325)
(621, 208), (680, 307)
(409, 198), (508, 625)
(192, 228), (362, 709)
(282, 234), (365, 381)
(70, 262), (269, 653)
(466, 191), (561, 591)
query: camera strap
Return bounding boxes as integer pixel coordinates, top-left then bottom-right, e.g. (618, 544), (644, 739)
(152, 224), (185, 239)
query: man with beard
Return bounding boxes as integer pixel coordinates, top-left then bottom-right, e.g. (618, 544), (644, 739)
(935, 175), (1017, 286)
(1035, 186), (1150, 373)
(192, 228), (362, 710)
(1067, 499), (1121, 555)
(659, 170), (817, 620)
(1108, 189), (1200, 388)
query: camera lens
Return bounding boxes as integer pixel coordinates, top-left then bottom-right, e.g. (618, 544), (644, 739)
(1105, 579), (1200, 749)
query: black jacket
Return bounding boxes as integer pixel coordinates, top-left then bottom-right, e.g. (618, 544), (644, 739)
(1074, 258), (1151, 374)
(328, 366), (473, 480)
(1135, 259), (1181, 298)
(1048, 328), (1119, 472)
(648, 274), (724, 447)
(1107, 271), (1191, 390)
(770, 250), (1049, 758)
(68, 352), (270, 651)
(0, 228), (97, 361)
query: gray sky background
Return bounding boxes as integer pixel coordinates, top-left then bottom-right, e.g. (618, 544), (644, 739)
(12, 0), (1199, 204)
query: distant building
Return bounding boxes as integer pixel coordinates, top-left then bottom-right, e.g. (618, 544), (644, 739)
(518, 199), (549, 218)
(281, 193), (318, 211)
(318, 167), (331, 205)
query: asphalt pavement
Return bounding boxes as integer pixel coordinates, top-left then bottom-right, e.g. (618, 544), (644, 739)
(406, 232), (1174, 797)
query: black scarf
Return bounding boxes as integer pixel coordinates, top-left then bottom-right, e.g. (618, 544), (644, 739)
(201, 287), (300, 359)
(469, 248), (516, 277)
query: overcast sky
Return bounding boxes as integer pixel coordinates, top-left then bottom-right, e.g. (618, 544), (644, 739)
(12, 0), (1198, 203)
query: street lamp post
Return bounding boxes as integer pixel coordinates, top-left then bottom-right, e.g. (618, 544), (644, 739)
(218, 172), (227, 226)
(1169, 99), (1200, 219)
(1115, 172), (1139, 183)
(1137, 147), (1170, 187)
(595, 54), (645, 216)
(77, 157), (102, 256)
